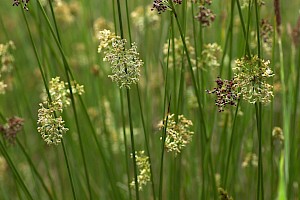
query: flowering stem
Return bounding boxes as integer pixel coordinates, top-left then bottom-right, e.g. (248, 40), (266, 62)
(46, 1), (92, 198)
(168, 1), (217, 198)
(254, 0), (264, 199)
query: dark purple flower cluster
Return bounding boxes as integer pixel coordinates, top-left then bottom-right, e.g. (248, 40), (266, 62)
(173, 0), (182, 4)
(12, 0), (30, 11)
(151, 0), (168, 14)
(260, 19), (273, 43)
(195, 5), (215, 27)
(0, 117), (24, 144)
(206, 77), (239, 112)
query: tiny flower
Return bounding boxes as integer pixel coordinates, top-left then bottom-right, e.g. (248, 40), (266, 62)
(233, 55), (274, 104)
(0, 116), (24, 144)
(98, 30), (143, 88)
(272, 127), (284, 143)
(12, 0), (30, 11)
(158, 114), (194, 156)
(130, 151), (151, 191)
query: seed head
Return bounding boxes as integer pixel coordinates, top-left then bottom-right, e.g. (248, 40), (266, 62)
(195, 3), (216, 27)
(0, 117), (24, 144)
(206, 77), (240, 112)
(12, 0), (30, 11)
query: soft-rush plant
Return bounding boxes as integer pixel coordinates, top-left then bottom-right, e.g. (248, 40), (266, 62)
(0, 0), (300, 199)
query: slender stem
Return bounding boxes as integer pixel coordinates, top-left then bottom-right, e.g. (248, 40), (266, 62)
(61, 140), (77, 200)
(120, 89), (133, 200)
(16, 139), (53, 200)
(47, 1), (92, 198)
(159, 98), (171, 200)
(254, 0), (264, 199)
(223, 100), (240, 187)
(0, 140), (33, 200)
(126, 89), (140, 199)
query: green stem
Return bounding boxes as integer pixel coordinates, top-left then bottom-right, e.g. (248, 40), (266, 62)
(0, 140), (33, 200)
(119, 89), (133, 200)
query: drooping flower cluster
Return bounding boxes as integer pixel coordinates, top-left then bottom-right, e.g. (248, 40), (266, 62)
(130, 151), (151, 191)
(200, 43), (222, 69)
(0, 116), (24, 144)
(53, 0), (81, 26)
(233, 55), (274, 104)
(97, 29), (143, 88)
(12, 0), (30, 11)
(151, 0), (182, 14)
(206, 77), (240, 112)
(195, 1), (215, 27)
(260, 19), (274, 54)
(37, 77), (84, 145)
(158, 114), (194, 155)
(131, 5), (160, 32)
(163, 37), (196, 69)
(0, 41), (15, 94)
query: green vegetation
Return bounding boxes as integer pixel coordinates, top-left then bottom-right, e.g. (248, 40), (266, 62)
(0, 0), (300, 199)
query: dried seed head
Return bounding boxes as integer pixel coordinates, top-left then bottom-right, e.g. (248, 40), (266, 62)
(206, 77), (240, 112)
(195, 3), (216, 27)
(0, 116), (24, 144)
(12, 0), (30, 11)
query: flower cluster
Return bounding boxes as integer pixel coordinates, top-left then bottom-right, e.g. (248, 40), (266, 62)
(261, 19), (273, 54)
(200, 43), (222, 69)
(12, 0), (30, 11)
(195, 1), (215, 27)
(158, 114), (194, 156)
(0, 41), (15, 95)
(0, 116), (24, 144)
(130, 151), (151, 191)
(206, 77), (240, 112)
(54, 0), (81, 26)
(242, 153), (258, 168)
(131, 5), (160, 32)
(240, 0), (265, 9)
(218, 187), (233, 200)
(93, 17), (114, 39)
(98, 29), (143, 88)
(163, 37), (196, 69)
(233, 55), (274, 104)
(37, 77), (84, 145)
(151, 0), (182, 14)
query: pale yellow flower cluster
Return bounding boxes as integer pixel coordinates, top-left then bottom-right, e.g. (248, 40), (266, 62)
(0, 41), (15, 94)
(37, 77), (84, 145)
